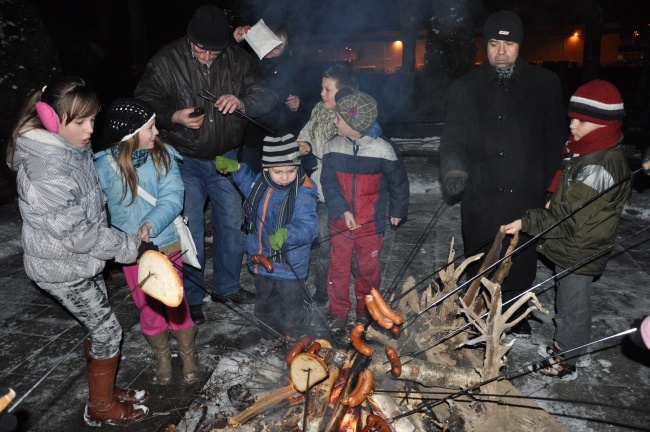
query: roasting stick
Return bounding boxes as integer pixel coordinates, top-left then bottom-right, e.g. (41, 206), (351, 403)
(381, 201), (445, 303)
(391, 223), (650, 368)
(302, 368), (311, 432)
(392, 328), (637, 421)
(8, 273), (154, 414)
(198, 89), (277, 135)
(400, 166), (645, 332)
(372, 389), (648, 413)
(165, 259), (290, 343)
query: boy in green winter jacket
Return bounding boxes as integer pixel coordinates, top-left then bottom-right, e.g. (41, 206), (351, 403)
(505, 80), (631, 380)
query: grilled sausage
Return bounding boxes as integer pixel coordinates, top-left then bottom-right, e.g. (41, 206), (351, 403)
(370, 288), (404, 325)
(363, 414), (391, 432)
(251, 254), (274, 273)
(285, 336), (312, 365)
(342, 369), (373, 408)
(364, 296), (394, 329)
(350, 323), (373, 357)
(385, 346), (402, 377)
(389, 324), (401, 338)
(306, 341), (321, 355)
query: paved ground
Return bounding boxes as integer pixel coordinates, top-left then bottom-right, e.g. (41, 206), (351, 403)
(0, 141), (649, 431)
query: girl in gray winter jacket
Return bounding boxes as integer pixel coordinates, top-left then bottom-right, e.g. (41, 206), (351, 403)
(7, 76), (149, 426)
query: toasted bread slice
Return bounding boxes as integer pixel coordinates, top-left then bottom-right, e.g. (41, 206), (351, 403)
(290, 353), (329, 392)
(138, 250), (183, 307)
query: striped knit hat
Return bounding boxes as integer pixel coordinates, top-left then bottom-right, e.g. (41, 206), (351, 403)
(262, 134), (300, 167)
(568, 79), (625, 125)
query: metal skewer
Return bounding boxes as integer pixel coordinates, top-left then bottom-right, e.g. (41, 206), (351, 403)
(199, 89), (276, 135)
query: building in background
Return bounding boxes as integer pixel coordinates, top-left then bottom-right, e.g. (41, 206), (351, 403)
(292, 22), (646, 72)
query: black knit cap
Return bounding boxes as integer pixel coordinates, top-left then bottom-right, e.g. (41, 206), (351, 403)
(187, 5), (230, 52)
(483, 10), (524, 45)
(104, 98), (155, 143)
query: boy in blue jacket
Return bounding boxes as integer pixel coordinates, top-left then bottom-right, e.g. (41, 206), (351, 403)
(215, 137), (318, 342)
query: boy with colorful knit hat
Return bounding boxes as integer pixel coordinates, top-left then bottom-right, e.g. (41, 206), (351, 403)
(321, 91), (409, 334)
(505, 79), (632, 380)
(215, 136), (318, 342)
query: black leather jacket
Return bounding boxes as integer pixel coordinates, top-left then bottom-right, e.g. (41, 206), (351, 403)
(135, 37), (278, 160)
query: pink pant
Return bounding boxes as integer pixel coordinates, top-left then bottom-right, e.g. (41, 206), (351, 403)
(123, 251), (193, 336)
(328, 231), (383, 320)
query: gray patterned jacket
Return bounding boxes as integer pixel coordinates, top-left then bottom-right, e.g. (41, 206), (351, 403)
(10, 128), (140, 283)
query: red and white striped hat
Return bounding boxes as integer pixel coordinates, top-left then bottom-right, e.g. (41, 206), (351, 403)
(568, 79), (625, 125)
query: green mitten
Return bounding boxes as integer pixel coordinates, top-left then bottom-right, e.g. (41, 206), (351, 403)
(215, 156), (239, 174)
(269, 228), (288, 251)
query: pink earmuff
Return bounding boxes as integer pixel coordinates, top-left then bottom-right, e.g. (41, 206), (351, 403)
(35, 101), (60, 133)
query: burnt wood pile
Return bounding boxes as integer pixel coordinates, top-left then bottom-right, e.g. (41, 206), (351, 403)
(179, 230), (566, 431)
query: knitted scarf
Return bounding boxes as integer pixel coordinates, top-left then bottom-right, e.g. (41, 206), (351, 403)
(109, 146), (149, 168)
(243, 166), (307, 264)
(495, 64), (515, 79)
(547, 121), (622, 193)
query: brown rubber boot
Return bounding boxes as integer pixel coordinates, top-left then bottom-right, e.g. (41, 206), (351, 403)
(144, 331), (173, 385)
(83, 339), (148, 403)
(84, 353), (149, 426)
(170, 326), (200, 384)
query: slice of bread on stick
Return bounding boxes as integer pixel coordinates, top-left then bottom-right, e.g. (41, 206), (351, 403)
(138, 250), (184, 307)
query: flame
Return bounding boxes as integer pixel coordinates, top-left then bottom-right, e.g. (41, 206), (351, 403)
(340, 407), (359, 431)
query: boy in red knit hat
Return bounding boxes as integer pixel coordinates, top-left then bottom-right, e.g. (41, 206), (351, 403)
(505, 79), (632, 380)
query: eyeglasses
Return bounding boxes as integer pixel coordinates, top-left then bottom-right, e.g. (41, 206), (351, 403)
(191, 44), (221, 59)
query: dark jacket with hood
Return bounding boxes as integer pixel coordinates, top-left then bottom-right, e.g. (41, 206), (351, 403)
(522, 142), (631, 275)
(135, 37), (278, 160)
(440, 57), (567, 250)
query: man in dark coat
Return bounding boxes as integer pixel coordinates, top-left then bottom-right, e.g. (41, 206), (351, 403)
(135, 5), (278, 324)
(440, 10), (567, 336)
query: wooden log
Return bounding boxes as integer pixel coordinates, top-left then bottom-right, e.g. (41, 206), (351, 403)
(369, 393), (426, 432)
(227, 385), (297, 426)
(370, 357), (481, 389)
(305, 366), (340, 432)
(228, 353), (329, 426)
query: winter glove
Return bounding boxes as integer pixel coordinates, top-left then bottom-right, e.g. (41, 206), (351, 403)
(269, 228), (288, 251)
(642, 146), (650, 176)
(215, 156), (239, 174)
(137, 240), (159, 259)
(445, 177), (466, 197)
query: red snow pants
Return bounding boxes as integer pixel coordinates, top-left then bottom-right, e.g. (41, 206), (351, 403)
(327, 230), (383, 320)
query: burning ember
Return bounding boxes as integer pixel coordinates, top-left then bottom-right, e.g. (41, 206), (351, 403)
(340, 407), (360, 431)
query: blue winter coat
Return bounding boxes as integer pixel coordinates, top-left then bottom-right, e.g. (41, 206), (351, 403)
(94, 145), (184, 249)
(232, 164), (318, 280)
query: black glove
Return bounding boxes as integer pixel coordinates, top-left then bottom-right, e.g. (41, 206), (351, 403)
(642, 146), (650, 176)
(445, 177), (466, 197)
(137, 241), (159, 259)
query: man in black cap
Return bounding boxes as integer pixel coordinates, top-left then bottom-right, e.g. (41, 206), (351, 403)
(135, 5), (278, 324)
(439, 10), (567, 337)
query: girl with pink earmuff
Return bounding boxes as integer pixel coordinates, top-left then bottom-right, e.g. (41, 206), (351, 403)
(7, 76), (151, 426)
